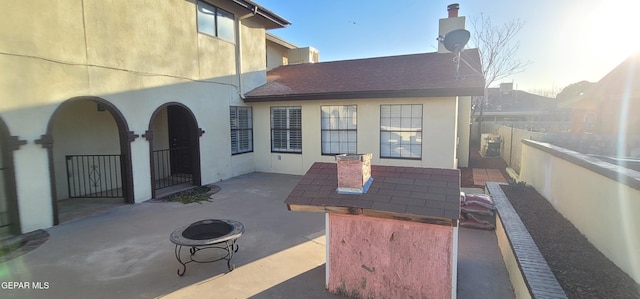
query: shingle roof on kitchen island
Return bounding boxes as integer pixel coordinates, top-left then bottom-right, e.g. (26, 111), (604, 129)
(285, 162), (461, 226)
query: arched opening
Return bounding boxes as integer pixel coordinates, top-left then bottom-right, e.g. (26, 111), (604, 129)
(147, 103), (202, 198)
(0, 116), (21, 236)
(46, 97), (134, 224)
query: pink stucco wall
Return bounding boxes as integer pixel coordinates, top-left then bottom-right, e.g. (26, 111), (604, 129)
(328, 214), (454, 298)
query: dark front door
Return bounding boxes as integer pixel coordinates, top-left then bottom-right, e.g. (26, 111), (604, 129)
(167, 106), (194, 176)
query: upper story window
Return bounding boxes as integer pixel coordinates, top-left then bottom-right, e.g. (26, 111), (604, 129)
(197, 1), (235, 43)
(271, 106), (302, 153)
(321, 105), (357, 155)
(380, 104), (423, 159)
(230, 106), (253, 155)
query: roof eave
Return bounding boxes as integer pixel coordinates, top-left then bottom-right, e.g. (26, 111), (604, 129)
(266, 33), (297, 49)
(244, 87), (485, 102)
(230, 0), (291, 29)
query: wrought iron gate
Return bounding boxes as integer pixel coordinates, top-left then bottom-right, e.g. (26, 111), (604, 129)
(66, 155), (123, 198)
(152, 147), (193, 190)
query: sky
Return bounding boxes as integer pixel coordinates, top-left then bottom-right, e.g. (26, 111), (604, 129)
(255, 0), (639, 92)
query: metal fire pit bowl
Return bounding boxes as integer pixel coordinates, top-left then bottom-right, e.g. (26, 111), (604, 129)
(169, 219), (245, 276)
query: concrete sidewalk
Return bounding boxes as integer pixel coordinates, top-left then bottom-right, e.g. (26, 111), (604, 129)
(0, 172), (513, 299)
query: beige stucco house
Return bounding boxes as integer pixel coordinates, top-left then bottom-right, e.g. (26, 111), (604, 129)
(247, 4), (482, 175)
(245, 49), (483, 175)
(0, 0), (483, 236)
(565, 52), (640, 139)
(0, 0), (289, 234)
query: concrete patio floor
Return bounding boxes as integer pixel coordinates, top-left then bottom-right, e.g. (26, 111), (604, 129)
(0, 172), (514, 299)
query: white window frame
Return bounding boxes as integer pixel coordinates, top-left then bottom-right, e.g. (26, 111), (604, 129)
(271, 106), (302, 153)
(230, 106), (253, 155)
(321, 105), (357, 155)
(380, 104), (423, 159)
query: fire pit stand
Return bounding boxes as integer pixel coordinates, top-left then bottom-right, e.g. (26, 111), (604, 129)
(169, 219), (245, 276)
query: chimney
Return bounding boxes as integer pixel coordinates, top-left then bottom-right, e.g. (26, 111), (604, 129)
(447, 3), (460, 18)
(500, 82), (514, 93)
(335, 153), (373, 194)
(287, 47), (320, 64)
(438, 3), (466, 53)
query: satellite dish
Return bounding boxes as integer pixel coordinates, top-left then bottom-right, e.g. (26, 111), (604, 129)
(442, 29), (470, 53)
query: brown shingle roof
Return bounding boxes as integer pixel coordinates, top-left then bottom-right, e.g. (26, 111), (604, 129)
(485, 89), (556, 112)
(572, 51), (640, 108)
(285, 162), (461, 226)
(245, 49), (484, 102)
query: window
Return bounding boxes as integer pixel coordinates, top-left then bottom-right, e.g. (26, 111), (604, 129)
(197, 1), (235, 43)
(321, 105), (357, 155)
(271, 106), (302, 153)
(230, 106), (253, 154)
(380, 104), (422, 159)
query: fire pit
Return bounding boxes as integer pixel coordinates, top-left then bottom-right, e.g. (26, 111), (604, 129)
(169, 219), (245, 276)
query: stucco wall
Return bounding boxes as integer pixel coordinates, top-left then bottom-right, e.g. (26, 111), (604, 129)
(495, 215), (531, 299)
(250, 97), (459, 175)
(0, 0), (253, 146)
(240, 19), (267, 93)
(457, 96), (472, 168)
(520, 140), (640, 284)
(266, 41), (288, 70)
(327, 214), (454, 298)
(83, 1), (199, 79)
(13, 145), (53, 232)
(0, 1), (89, 113)
(0, 0), (268, 232)
(495, 126), (546, 172)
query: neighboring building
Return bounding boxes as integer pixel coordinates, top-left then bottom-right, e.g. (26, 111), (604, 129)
(0, 1), (483, 235)
(478, 83), (565, 122)
(563, 52), (640, 137)
(266, 33), (319, 70)
(0, 0), (289, 234)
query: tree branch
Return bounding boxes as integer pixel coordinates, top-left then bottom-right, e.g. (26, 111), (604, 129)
(470, 14), (531, 89)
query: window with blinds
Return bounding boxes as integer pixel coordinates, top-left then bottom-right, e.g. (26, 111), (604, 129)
(321, 105), (357, 155)
(271, 106), (302, 153)
(230, 106), (253, 154)
(380, 104), (422, 159)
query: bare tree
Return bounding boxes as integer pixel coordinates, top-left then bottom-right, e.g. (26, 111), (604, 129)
(470, 14), (530, 143)
(470, 14), (530, 89)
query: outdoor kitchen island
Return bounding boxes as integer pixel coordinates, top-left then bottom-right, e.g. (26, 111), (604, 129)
(285, 154), (461, 299)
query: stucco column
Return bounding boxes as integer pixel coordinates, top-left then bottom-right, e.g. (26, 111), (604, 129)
(457, 96), (472, 168)
(133, 133), (153, 203)
(13, 144), (54, 232)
